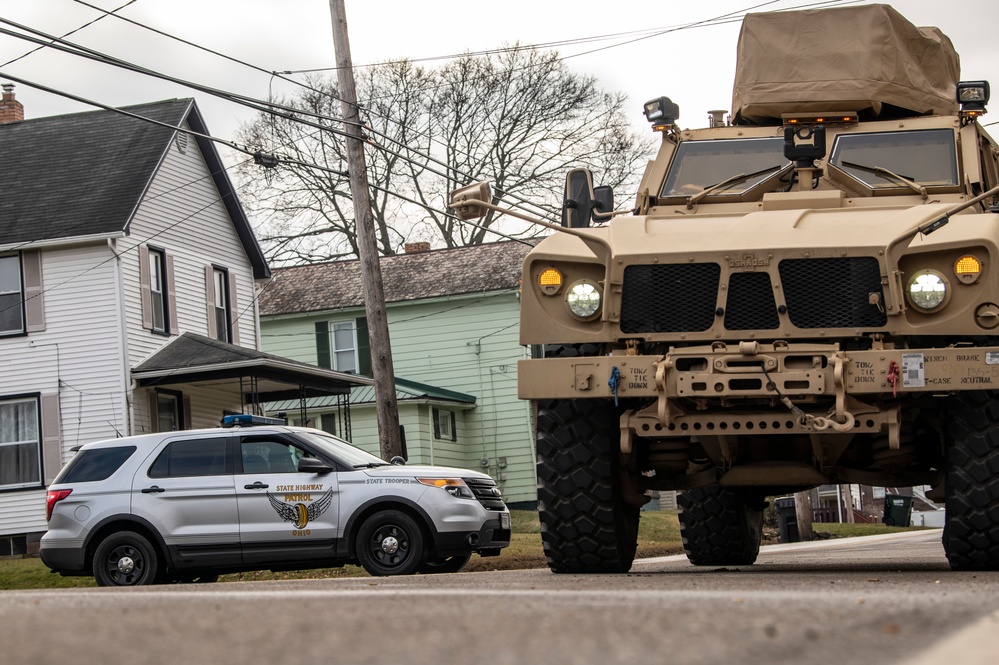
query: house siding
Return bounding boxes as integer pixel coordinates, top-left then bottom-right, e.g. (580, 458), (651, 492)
(261, 289), (537, 504)
(0, 244), (126, 535)
(120, 121), (259, 375)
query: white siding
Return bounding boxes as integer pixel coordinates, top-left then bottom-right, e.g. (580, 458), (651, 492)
(121, 121), (260, 370)
(0, 490), (46, 537)
(0, 244), (127, 451)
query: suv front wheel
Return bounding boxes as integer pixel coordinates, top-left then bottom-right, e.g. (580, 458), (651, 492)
(93, 532), (162, 587)
(355, 510), (426, 576)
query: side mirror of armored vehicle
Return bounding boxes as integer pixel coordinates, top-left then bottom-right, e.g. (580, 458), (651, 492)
(563, 168), (609, 228)
(593, 186), (614, 221)
(449, 181), (492, 220)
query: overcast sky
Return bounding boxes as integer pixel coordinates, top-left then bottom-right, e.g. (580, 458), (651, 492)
(1, 0), (996, 145)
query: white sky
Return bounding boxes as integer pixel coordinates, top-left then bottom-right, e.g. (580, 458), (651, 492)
(0, 0), (996, 146)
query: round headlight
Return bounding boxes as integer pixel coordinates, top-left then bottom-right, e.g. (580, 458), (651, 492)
(907, 270), (949, 311)
(565, 280), (602, 319)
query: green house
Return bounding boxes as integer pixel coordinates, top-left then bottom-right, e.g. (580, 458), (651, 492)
(258, 241), (538, 507)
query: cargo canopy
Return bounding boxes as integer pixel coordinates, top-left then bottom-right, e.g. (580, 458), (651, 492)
(731, 4), (960, 125)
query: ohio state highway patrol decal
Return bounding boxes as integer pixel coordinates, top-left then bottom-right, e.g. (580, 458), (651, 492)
(267, 487), (334, 533)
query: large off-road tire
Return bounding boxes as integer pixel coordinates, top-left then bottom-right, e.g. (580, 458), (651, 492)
(536, 343), (639, 574)
(943, 391), (999, 570)
(677, 486), (763, 566)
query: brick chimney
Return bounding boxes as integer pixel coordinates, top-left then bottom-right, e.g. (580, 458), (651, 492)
(404, 242), (431, 254)
(0, 84), (24, 124)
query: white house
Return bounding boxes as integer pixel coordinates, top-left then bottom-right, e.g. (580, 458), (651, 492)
(0, 88), (366, 556)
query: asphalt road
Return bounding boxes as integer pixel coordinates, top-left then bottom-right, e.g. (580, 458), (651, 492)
(3, 529), (997, 665)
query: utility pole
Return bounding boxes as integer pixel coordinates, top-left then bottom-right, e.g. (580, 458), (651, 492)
(328, 0), (403, 461)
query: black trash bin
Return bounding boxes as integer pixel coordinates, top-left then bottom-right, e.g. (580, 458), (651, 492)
(775, 497), (800, 543)
(883, 494), (913, 526)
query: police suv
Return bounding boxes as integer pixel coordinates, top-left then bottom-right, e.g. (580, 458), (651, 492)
(40, 415), (511, 586)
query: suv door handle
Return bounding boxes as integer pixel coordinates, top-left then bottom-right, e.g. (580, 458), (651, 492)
(140, 485), (166, 494)
(244, 481), (269, 490)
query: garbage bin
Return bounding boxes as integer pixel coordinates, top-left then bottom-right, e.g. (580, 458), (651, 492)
(775, 497), (799, 543)
(883, 494), (913, 526)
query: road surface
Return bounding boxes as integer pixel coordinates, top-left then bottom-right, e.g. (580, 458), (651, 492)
(2, 529), (997, 665)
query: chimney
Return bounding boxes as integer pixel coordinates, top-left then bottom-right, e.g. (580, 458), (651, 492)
(404, 242), (431, 254)
(0, 84), (24, 124)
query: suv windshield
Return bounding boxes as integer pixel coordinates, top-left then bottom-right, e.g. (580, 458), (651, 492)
(829, 128), (957, 188)
(291, 428), (389, 468)
(661, 137), (788, 198)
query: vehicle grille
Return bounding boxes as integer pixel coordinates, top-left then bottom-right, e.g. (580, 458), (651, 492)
(621, 263), (721, 333)
(779, 257), (887, 329)
(725, 271), (779, 330)
(618, 257), (886, 333)
(464, 477), (506, 510)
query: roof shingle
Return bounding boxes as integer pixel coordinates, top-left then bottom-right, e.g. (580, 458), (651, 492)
(259, 240), (534, 316)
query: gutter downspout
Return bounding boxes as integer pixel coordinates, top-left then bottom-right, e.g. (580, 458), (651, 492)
(108, 238), (133, 436)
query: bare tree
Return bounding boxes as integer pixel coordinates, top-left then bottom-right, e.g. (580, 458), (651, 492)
(235, 47), (654, 263)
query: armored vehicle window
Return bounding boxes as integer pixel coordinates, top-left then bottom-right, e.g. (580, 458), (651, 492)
(661, 137), (788, 198)
(829, 129), (957, 188)
(55, 446), (136, 483)
(148, 438), (228, 478)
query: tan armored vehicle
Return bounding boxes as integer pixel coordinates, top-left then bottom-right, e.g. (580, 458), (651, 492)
(451, 4), (999, 572)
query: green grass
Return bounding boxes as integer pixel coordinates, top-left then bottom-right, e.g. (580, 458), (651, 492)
(0, 511), (924, 589)
(812, 522), (930, 539)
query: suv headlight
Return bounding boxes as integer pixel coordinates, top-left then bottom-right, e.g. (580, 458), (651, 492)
(418, 477), (474, 499)
(907, 270), (950, 312)
(565, 280), (602, 319)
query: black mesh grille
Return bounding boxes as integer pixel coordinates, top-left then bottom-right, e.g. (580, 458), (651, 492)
(464, 477), (506, 510)
(779, 257), (887, 329)
(621, 264), (721, 333)
(725, 272), (779, 330)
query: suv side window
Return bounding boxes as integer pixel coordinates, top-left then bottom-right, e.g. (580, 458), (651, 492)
(148, 438), (229, 478)
(54, 446), (137, 484)
(239, 436), (308, 474)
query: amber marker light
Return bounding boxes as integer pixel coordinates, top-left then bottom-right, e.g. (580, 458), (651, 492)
(955, 255), (982, 284)
(539, 268), (563, 296)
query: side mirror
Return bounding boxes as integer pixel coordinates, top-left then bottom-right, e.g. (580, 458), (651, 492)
(593, 185), (614, 219)
(562, 170), (615, 227)
(390, 456), (406, 466)
(298, 457), (333, 474)
(449, 181), (492, 220)
(562, 169), (595, 228)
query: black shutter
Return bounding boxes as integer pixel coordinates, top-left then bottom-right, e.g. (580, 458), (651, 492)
(449, 412), (457, 442)
(315, 321), (331, 369)
(356, 317), (371, 376)
(432, 408), (440, 438)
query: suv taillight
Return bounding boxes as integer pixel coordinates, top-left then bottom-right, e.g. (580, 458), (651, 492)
(46, 489), (72, 521)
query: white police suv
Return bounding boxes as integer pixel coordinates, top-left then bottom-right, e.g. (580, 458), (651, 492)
(40, 415), (511, 586)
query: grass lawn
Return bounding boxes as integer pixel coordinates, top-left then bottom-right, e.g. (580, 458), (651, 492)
(0, 510), (927, 589)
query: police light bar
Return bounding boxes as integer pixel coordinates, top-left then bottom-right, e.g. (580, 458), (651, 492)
(222, 414), (287, 428)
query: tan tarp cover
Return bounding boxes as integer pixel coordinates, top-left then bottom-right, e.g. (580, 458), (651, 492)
(732, 4), (960, 124)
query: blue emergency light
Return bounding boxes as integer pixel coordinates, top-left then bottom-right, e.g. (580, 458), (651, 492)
(221, 414), (288, 428)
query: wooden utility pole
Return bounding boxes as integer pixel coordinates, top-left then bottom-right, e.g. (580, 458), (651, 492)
(794, 490), (815, 540)
(328, 0), (403, 460)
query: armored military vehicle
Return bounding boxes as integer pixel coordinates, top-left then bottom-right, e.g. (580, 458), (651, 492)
(450, 4), (999, 572)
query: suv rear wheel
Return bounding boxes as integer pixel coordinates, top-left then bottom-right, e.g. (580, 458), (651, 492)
(93, 531), (162, 587)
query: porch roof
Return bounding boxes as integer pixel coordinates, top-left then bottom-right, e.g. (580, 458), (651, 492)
(132, 332), (371, 402)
